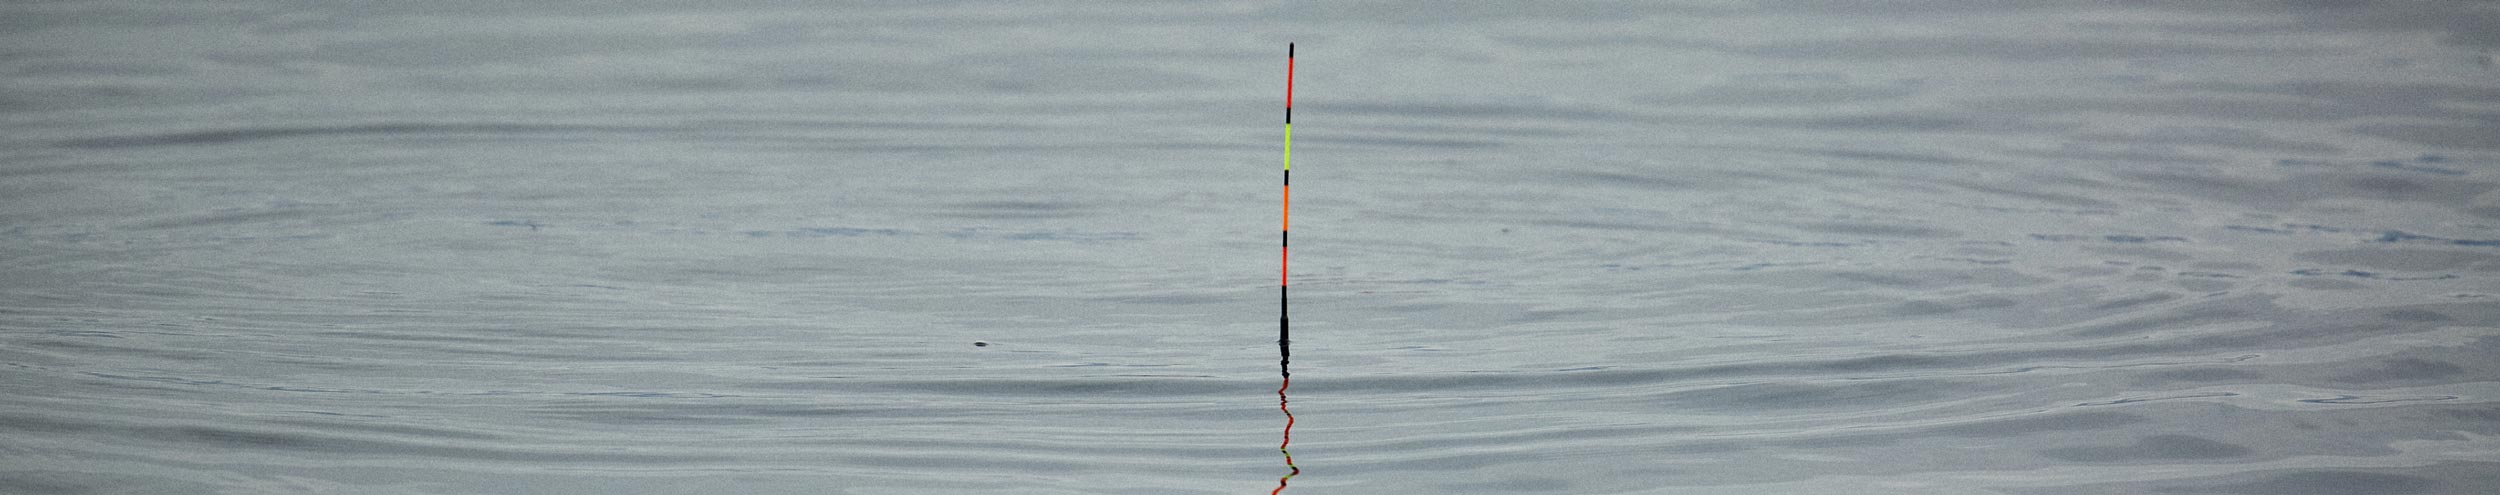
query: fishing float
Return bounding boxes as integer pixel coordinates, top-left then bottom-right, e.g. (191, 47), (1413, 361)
(1274, 42), (1299, 495)
(1280, 40), (1293, 361)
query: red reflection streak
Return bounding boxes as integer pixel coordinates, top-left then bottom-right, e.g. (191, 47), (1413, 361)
(1271, 375), (1296, 494)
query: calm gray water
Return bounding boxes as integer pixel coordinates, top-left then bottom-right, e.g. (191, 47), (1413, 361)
(6, 2), (2499, 494)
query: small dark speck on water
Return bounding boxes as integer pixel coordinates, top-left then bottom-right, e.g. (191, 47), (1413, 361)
(972, 341), (989, 347)
(487, 219), (541, 231)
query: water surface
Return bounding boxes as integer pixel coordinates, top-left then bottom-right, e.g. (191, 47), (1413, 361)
(4, 1), (2499, 493)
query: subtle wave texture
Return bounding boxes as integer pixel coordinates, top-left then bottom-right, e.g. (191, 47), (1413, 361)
(4, 1), (2497, 493)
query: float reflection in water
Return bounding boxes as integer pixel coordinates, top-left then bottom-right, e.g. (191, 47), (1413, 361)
(1273, 337), (1297, 494)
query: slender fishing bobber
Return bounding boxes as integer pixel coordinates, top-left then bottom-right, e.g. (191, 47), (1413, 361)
(1272, 42), (1298, 495)
(1281, 41), (1293, 352)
